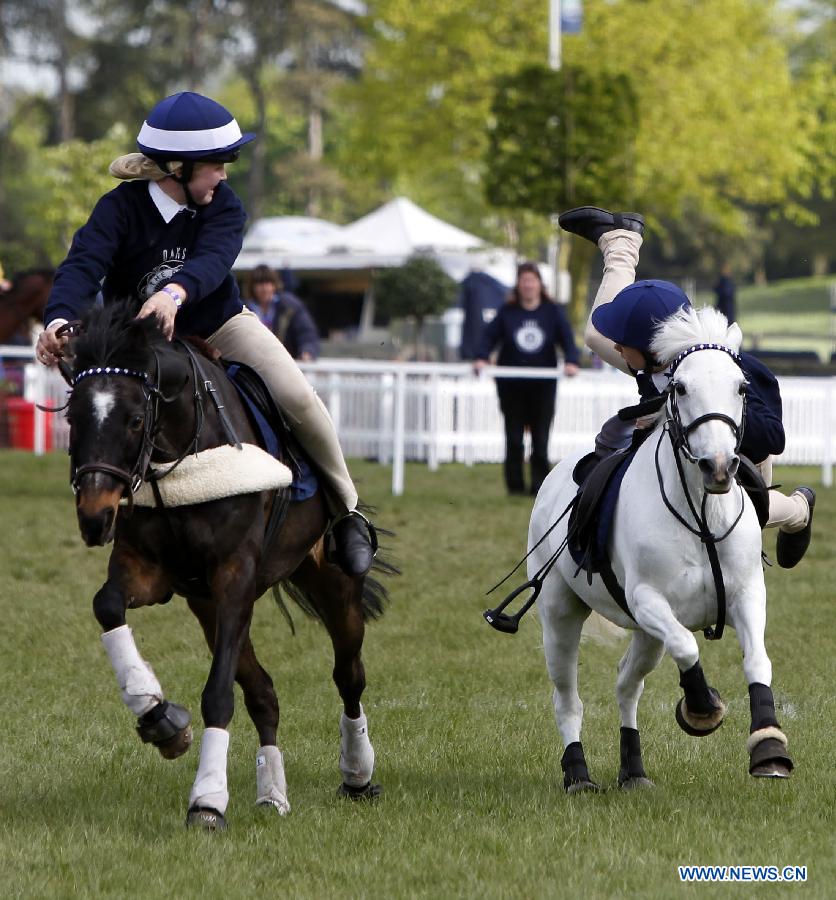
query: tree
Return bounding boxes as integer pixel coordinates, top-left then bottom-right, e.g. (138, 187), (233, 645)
(373, 254), (458, 359)
(484, 64), (638, 319)
(334, 0), (551, 248)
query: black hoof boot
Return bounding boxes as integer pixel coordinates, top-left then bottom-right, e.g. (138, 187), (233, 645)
(748, 729), (794, 779)
(337, 781), (383, 801)
(136, 700), (193, 759)
(326, 511), (378, 577)
(776, 487), (815, 569)
(557, 206), (645, 244)
(186, 805), (227, 831)
(618, 727), (654, 790)
(561, 742), (599, 794)
(675, 695), (725, 737)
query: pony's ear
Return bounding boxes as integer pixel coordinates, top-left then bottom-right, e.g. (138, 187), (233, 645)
(726, 322), (743, 352)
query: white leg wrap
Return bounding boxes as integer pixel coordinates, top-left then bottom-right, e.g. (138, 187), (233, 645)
(101, 625), (163, 717)
(189, 727), (230, 815)
(255, 745), (291, 815)
(339, 705), (375, 788)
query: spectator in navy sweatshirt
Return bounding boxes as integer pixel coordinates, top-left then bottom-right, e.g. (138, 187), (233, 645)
(246, 264), (320, 361)
(35, 91), (374, 577)
(474, 262), (580, 496)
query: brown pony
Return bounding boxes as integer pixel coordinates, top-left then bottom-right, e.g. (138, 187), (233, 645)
(0, 269), (54, 344)
(65, 304), (393, 830)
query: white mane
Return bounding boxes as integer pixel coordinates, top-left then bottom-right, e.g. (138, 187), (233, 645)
(650, 305), (742, 366)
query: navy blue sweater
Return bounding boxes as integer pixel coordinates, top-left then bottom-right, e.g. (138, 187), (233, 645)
(475, 301), (580, 372)
(737, 351), (785, 464)
(46, 180), (246, 339)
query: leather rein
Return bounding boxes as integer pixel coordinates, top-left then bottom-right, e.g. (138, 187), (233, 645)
(653, 342), (748, 640)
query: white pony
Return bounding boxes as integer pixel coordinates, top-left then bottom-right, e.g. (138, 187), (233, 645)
(527, 307), (792, 791)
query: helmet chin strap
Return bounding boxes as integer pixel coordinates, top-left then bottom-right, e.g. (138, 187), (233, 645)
(169, 160), (196, 207)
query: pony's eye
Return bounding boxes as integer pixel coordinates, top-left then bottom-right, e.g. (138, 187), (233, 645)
(129, 415), (144, 432)
(675, 382), (686, 396)
(738, 384), (747, 395)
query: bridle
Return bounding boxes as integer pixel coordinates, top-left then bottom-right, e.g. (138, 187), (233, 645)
(69, 349), (205, 513)
(665, 342), (746, 463)
(654, 342), (748, 641)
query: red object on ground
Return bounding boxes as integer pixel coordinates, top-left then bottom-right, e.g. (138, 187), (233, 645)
(5, 397), (53, 450)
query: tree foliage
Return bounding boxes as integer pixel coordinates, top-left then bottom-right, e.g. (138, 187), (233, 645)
(373, 253), (458, 324)
(485, 65), (638, 214)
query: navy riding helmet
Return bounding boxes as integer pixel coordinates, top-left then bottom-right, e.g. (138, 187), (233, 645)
(592, 279), (691, 353)
(137, 91), (255, 165)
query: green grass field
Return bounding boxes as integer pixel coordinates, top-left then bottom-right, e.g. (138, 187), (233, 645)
(0, 454), (833, 899)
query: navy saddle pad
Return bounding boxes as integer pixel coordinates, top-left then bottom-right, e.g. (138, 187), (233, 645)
(223, 360), (318, 502)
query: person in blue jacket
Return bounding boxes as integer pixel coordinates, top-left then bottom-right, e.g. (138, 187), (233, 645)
(558, 206), (815, 569)
(474, 261), (580, 496)
(34, 91), (374, 576)
(245, 264), (320, 361)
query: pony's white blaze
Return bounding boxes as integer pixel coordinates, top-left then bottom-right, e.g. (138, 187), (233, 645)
(91, 389), (116, 427)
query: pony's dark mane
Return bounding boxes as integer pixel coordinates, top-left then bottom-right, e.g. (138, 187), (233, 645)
(73, 304), (164, 374)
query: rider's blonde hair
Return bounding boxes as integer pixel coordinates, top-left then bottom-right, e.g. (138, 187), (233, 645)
(109, 153), (182, 181)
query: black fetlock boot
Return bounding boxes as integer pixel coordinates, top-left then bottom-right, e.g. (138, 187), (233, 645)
(326, 510), (378, 577)
(557, 206), (645, 244)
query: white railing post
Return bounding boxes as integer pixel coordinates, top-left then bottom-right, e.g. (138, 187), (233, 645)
(824, 377), (834, 488)
(428, 373), (440, 471)
(392, 368), (407, 495)
(327, 372), (342, 434)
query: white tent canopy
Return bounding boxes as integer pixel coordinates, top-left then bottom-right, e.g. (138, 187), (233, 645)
(234, 196), (521, 287)
(336, 196), (485, 254)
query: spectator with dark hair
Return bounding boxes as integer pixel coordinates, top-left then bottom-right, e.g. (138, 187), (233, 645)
(474, 262), (580, 496)
(246, 264), (320, 361)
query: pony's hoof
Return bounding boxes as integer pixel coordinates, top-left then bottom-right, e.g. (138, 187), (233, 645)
(675, 696), (724, 737)
(619, 776), (655, 791)
(256, 797), (291, 816)
(751, 761), (792, 779)
(565, 779), (599, 795)
(337, 781), (382, 802)
(749, 736), (793, 778)
(157, 723), (193, 760)
(186, 806), (227, 831)
(136, 701), (192, 759)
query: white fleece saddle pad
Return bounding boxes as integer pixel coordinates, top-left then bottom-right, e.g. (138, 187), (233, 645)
(120, 444), (292, 507)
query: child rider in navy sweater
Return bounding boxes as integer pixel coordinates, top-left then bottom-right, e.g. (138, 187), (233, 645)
(36, 91), (374, 576)
(557, 206), (815, 569)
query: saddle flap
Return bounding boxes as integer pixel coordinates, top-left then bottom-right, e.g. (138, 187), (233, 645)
(568, 449), (634, 573)
(222, 360), (318, 501)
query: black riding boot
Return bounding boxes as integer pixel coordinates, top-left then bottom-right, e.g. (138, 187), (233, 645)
(557, 206), (645, 244)
(327, 510), (377, 577)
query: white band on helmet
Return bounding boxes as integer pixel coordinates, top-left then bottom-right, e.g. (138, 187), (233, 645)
(137, 119), (242, 153)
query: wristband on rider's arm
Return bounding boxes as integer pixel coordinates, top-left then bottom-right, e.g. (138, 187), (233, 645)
(161, 285), (184, 308)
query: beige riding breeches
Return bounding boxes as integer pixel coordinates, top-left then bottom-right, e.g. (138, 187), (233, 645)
(587, 230), (809, 533)
(206, 308), (358, 514)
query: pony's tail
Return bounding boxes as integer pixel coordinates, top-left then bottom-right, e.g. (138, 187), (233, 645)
(273, 507), (399, 631)
(582, 611), (628, 646)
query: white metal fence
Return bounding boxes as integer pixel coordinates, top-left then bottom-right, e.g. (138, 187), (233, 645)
(4, 347), (834, 494)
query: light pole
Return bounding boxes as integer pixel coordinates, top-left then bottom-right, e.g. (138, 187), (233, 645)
(547, 1), (563, 300)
